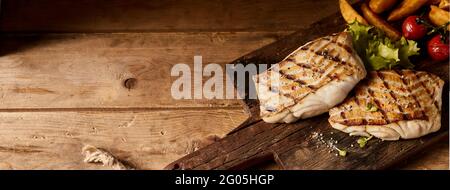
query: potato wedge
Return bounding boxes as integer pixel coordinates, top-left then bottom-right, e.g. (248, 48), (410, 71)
(340, 0), (368, 25)
(439, 0), (450, 10)
(369, 0), (398, 13)
(429, 5), (450, 29)
(361, 3), (401, 40)
(388, 0), (428, 21)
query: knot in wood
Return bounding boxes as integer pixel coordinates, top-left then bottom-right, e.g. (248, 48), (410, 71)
(123, 78), (137, 90)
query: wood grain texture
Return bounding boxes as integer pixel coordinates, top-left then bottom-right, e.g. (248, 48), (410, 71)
(396, 139), (449, 170)
(255, 139), (449, 170)
(0, 109), (248, 169)
(165, 12), (450, 170)
(0, 32), (290, 109)
(0, 31), (289, 169)
(0, 0), (338, 32)
(0, 30), (446, 169)
(0, 0), (446, 170)
(167, 118), (448, 170)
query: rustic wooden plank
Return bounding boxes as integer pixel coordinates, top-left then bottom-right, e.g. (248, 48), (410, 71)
(0, 108), (248, 169)
(0, 0), (338, 32)
(165, 118), (448, 170)
(257, 139), (449, 170)
(165, 12), (450, 170)
(0, 32), (290, 109)
(0, 0), (445, 170)
(396, 139), (449, 170)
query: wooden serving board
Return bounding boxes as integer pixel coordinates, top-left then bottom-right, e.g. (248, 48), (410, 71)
(164, 12), (449, 170)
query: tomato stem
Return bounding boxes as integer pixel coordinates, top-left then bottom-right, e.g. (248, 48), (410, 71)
(416, 16), (449, 43)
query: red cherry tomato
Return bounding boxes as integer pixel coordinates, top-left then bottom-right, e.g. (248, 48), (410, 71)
(427, 34), (449, 61)
(402, 16), (428, 40)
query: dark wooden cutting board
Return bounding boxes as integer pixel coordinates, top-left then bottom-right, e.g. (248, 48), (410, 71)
(164, 11), (449, 170)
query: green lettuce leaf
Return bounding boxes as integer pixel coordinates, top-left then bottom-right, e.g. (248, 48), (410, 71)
(347, 21), (420, 71)
(348, 21), (372, 60)
(367, 54), (398, 70)
(377, 43), (399, 62)
(397, 38), (420, 69)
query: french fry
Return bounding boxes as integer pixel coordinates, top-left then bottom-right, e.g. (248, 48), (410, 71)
(429, 5), (450, 29)
(339, 0), (368, 25)
(439, 0), (450, 10)
(388, 0), (428, 21)
(361, 3), (401, 40)
(369, 0), (398, 13)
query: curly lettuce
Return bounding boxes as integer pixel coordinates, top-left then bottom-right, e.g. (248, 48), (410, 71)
(347, 21), (420, 70)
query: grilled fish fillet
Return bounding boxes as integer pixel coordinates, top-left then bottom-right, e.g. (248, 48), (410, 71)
(253, 32), (366, 123)
(329, 70), (444, 140)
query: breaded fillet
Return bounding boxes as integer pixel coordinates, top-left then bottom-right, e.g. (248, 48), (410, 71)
(253, 32), (367, 123)
(329, 70), (444, 140)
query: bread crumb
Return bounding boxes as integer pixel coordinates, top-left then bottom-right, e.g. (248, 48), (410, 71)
(82, 145), (133, 170)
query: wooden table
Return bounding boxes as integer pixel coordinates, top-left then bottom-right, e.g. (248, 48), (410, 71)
(0, 0), (447, 170)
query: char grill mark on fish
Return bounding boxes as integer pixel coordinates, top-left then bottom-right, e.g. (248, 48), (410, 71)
(261, 33), (358, 113)
(394, 70), (426, 120)
(328, 70), (444, 140)
(377, 71), (406, 121)
(329, 70), (443, 126)
(260, 36), (340, 112)
(254, 32), (367, 123)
